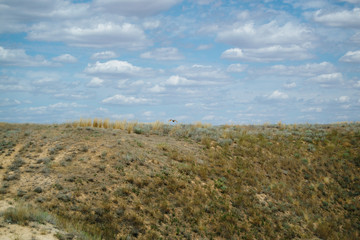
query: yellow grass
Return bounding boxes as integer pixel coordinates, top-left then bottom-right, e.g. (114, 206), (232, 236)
(151, 120), (164, 131)
(103, 119), (110, 129)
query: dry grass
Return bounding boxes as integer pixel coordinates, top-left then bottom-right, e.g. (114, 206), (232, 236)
(0, 121), (359, 239)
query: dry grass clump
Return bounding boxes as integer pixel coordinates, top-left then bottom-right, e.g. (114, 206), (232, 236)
(1, 202), (53, 225)
(151, 120), (164, 131)
(79, 118), (91, 127)
(113, 120), (127, 130)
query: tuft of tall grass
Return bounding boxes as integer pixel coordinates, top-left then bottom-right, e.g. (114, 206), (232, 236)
(113, 120), (127, 130)
(79, 118), (91, 127)
(103, 118), (110, 129)
(1, 202), (54, 225)
(151, 120), (164, 132)
(126, 121), (138, 134)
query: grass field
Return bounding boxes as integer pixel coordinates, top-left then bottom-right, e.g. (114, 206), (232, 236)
(0, 120), (359, 239)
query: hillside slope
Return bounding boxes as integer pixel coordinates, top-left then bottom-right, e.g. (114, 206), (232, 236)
(0, 122), (359, 239)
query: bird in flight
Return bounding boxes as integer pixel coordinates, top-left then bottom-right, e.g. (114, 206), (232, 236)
(168, 119), (178, 123)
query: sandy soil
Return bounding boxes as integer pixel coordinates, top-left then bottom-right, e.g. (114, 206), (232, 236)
(0, 200), (61, 240)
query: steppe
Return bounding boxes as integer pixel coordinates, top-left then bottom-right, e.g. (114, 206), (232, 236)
(0, 120), (359, 239)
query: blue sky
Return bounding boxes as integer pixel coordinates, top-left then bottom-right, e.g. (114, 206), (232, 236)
(0, 0), (360, 124)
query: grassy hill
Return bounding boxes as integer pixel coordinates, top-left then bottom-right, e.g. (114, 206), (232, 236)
(0, 121), (359, 239)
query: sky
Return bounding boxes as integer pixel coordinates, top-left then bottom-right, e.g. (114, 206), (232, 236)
(0, 0), (360, 125)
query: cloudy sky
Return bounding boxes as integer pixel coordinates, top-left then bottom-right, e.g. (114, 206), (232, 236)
(1, 0), (360, 124)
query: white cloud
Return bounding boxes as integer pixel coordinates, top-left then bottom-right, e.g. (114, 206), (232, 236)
(340, 0), (360, 3)
(217, 21), (313, 48)
(175, 64), (228, 80)
(339, 50), (360, 62)
(28, 21), (150, 49)
(221, 45), (312, 62)
(102, 94), (151, 105)
(268, 90), (289, 100)
(111, 113), (135, 120)
(351, 32), (360, 43)
(217, 20), (314, 62)
(338, 96), (350, 103)
(54, 93), (91, 100)
(284, 82), (297, 89)
(29, 102), (86, 114)
(267, 62), (336, 77)
(85, 60), (146, 76)
(197, 44), (212, 50)
(0, 46), (53, 66)
(91, 51), (117, 60)
(194, 0), (215, 5)
(354, 81), (360, 87)
(301, 107), (322, 112)
(313, 8), (360, 28)
(149, 84), (166, 93)
(49, 102), (86, 108)
(32, 77), (58, 86)
(202, 115), (215, 121)
(52, 54), (77, 63)
(0, 98), (21, 107)
(141, 47), (183, 60)
(309, 72), (343, 85)
(227, 63), (247, 73)
(0, 0), (90, 33)
(93, 0), (181, 17)
(143, 20), (161, 29)
(87, 77), (104, 87)
(165, 75), (197, 86)
(143, 111), (153, 117)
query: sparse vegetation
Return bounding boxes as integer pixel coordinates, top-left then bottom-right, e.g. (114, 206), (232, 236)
(0, 120), (359, 239)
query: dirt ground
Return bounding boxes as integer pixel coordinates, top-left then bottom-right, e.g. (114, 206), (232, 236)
(0, 200), (61, 240)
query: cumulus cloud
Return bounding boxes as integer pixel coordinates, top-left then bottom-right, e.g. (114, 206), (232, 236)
(149, 84), (166, 93)
(175, 64), (228, 80)
(0, 0), (90, 33)
(339, 50), (360, 62)
(266, 62), (336, 77)
(143, 20), (161, 29)
(165, 75), (198, 86)
(284, 82), (297, 89)
(268, 90), (289, 100)
(52, 54), (77, 63)
(217, 21), (313, 48)
(221, 45), (312, 62)
(217, 20), (314, 62)
(87, 77), (104, 87)
(93, 0), (181, 17)
(0, 46), (53, 66)
(313, 8), (360, 28)
(85, 60), (148, 77)
(338, 96), (350, 103)
(91, 51), (117, 60)
(140, 47), (183, 60)
(309, 72), (344, 87)
(28, 21), (150, 49)
(227, 63), (247, 73)
(102, 94), (151, 105)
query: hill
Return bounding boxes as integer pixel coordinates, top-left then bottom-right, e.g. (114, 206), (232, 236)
(0, 121), (359, 239)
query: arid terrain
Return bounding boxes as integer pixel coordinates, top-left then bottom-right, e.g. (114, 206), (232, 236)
(0, 121), (359, 239)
